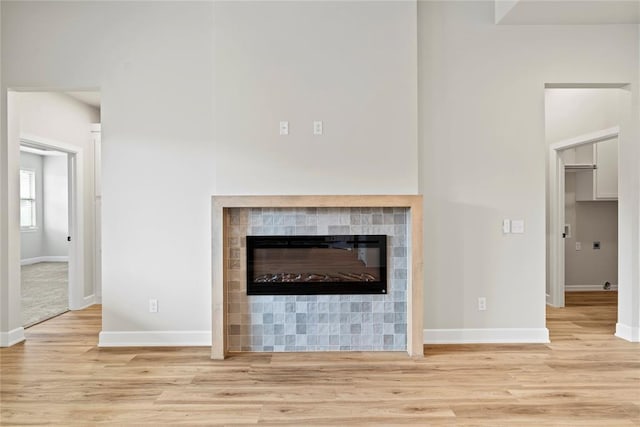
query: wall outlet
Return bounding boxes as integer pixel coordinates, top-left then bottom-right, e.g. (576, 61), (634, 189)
(478, 297), (487, 311)
(576, 241), (582, 251)
(149, 299), (158, 313)
(502, 219), (511, 234)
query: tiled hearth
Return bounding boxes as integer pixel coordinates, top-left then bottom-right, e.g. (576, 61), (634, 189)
(211, 195), (423, 359)
(226, 207), (408, 352)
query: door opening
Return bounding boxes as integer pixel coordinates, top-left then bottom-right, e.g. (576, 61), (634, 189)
(545, 86), (627, 341)
(3, 90), (101, 345)
(19, 143), (70, 327)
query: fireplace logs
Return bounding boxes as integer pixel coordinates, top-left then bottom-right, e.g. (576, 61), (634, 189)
(254, 272), (377, 283)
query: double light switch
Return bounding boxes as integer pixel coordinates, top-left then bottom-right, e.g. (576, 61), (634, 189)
(279, 121), (323, 136)
(503, 219), (525, 234)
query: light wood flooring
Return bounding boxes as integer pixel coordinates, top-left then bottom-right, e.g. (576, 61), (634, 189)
(1, 292), (638, 425)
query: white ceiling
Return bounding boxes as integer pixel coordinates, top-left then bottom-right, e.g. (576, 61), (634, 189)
(66, 91), (101, 108)
(496, 0), (640, 25)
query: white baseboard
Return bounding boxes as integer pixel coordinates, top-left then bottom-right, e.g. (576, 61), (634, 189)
(566, 284), (618, 292)
(70, 294), (97, 311)
(0, 327), (25, 347)
(424, 328), (550, 344)
(21, 256), (68, 266)
(615, 323), (640, 342)
(98, 331), (211, 347)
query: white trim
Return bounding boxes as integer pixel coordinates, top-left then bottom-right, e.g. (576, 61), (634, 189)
(21, 256), (68, 266)
(0, 327), (25, 347)
(98, 331), (212, 347)
(75, 294), (97, 310)
(20, 145), (67, 157)
(615, 323), (640, 342)
(549, 126), (619, 151)
(544, 83), (629, 89)
(565, 284), (618, 292)
(20, 134), (81, 154)
(423, 328), (550, 344)
(92, 127), (102, 301)
(20, 227), (39, 233)
(19, 134), (87, 312)
(66, 150), (85, 311)
(549, 145), (566, 307)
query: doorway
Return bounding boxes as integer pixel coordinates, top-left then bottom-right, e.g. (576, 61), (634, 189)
(4, 90), (101, 342)
(546, 86), (625, 338)
(563, 140), (618, 294)
(19, 143), (70, 327)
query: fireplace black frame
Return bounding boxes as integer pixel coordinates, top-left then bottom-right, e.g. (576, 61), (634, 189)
(246, 235), (387, 295)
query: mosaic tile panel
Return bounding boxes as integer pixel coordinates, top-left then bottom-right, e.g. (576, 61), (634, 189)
(226, 207), (408, 352)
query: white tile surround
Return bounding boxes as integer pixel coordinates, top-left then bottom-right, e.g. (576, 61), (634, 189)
(226, 207), (409, 352)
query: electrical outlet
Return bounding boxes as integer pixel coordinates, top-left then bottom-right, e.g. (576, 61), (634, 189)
(576, 242), (582, 251)
(478, 297), (487, 311)
(149, 299), (158, 313)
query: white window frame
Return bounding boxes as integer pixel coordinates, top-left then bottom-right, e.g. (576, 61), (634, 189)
(19, 168), (38, 231)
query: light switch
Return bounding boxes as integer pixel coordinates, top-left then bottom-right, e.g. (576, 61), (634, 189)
(576, 242), (582, 251)
(313, 121), (323, 136)
(279, 121), (289, 136)
(511, 219), (525, 234)
(502, 219), (511, 234)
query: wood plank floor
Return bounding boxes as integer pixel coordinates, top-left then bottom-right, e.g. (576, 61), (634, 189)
(1, 292), (638, 425)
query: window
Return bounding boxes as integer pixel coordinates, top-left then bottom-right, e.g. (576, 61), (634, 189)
(20, 169), (37, 229)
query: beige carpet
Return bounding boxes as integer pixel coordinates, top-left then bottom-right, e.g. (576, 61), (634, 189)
(21, 262), (68, 327)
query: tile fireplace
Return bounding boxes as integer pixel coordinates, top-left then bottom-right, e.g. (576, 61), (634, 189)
(211, 195), (423, 359)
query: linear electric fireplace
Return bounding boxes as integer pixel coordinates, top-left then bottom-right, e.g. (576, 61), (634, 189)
(246, 235), (387, 295)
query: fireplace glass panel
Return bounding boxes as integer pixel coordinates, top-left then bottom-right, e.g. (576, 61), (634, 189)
(246, 235), (387, 295)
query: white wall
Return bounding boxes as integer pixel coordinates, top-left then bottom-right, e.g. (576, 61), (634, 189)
(1, 1), (417, 342)
(1, 1), (638, 345)
(43, 155), (68, 257)
(418, 1), (638, 340)
(1, 91), (23, 344)
(545, 89), (622, 144)
(0, 1), (5, 342)
(19, 152), (44, 260)
(626, 25), (640, 341)
(213, 1), (418, 195)
(612, 28), (640, 340)
(1, 1), (216, 337)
